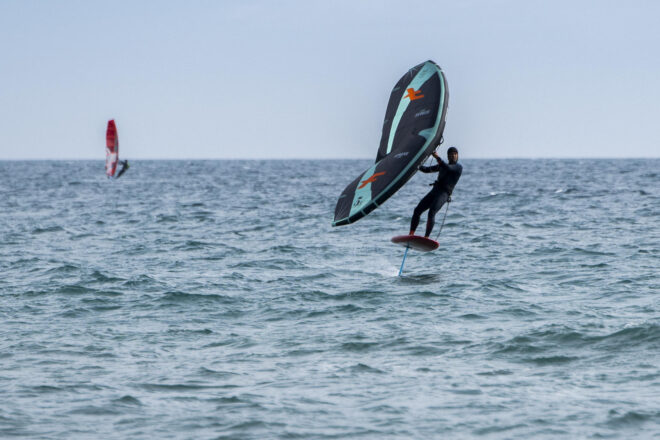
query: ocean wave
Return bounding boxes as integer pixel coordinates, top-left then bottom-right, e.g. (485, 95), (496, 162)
(31, 226), (64, 234)
(159, 291), (237, 304)
(605, 410), (659, 428)
(341, 363), (385, 374)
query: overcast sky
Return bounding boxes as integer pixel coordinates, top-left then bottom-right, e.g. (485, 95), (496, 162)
(1, 0), (659, 159)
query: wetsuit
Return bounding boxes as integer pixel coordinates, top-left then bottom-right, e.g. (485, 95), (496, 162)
(410, 159), (462, 237)
(116, 161), (129, 178)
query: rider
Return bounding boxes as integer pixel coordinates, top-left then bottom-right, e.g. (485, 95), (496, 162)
(116, 160), (130, 178)
(409, 146), (462, 237)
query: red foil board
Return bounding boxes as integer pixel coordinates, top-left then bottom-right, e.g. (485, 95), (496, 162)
(391, 235), (439, 252)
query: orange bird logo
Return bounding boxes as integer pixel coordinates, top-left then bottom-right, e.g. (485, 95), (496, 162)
(358, 172), (386, 189)
(404, 88), (424, 101)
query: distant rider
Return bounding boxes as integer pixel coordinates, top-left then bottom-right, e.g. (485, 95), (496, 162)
(409, 146), (462, 237)
(116, 160), (130, 178)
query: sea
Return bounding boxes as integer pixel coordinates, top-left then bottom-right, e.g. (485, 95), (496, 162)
(0, 159), (658, 439)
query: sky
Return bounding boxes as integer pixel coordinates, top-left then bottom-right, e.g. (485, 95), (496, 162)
(0, 0), (659, 159)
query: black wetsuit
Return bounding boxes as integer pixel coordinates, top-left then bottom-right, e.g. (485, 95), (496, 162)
(116, 161), (129, 178)
(410, 159), (462, 237)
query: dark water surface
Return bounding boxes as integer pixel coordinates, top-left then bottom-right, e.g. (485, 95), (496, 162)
(1, 159), (658, 439)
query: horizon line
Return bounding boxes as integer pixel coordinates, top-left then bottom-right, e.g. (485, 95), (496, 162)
(0, 156), (659, 161)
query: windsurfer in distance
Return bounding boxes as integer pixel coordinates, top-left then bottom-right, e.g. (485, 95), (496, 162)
(409, 146), (462, 237)
(116, 160), (129, 178)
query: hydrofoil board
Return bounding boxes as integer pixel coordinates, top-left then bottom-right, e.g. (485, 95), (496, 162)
(391, 235), (439, 252)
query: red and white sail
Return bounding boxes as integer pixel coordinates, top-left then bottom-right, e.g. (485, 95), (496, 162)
(105, 119), (119, 177)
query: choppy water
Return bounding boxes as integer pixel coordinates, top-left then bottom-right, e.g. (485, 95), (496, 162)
(0, 159), (658, 439)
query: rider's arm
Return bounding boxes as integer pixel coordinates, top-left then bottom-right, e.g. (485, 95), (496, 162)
(431, 151), (450, 170)
(418, 164), (440, 173)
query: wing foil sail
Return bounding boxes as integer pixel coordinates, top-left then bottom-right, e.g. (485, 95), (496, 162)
(333, 60), (449, 226)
